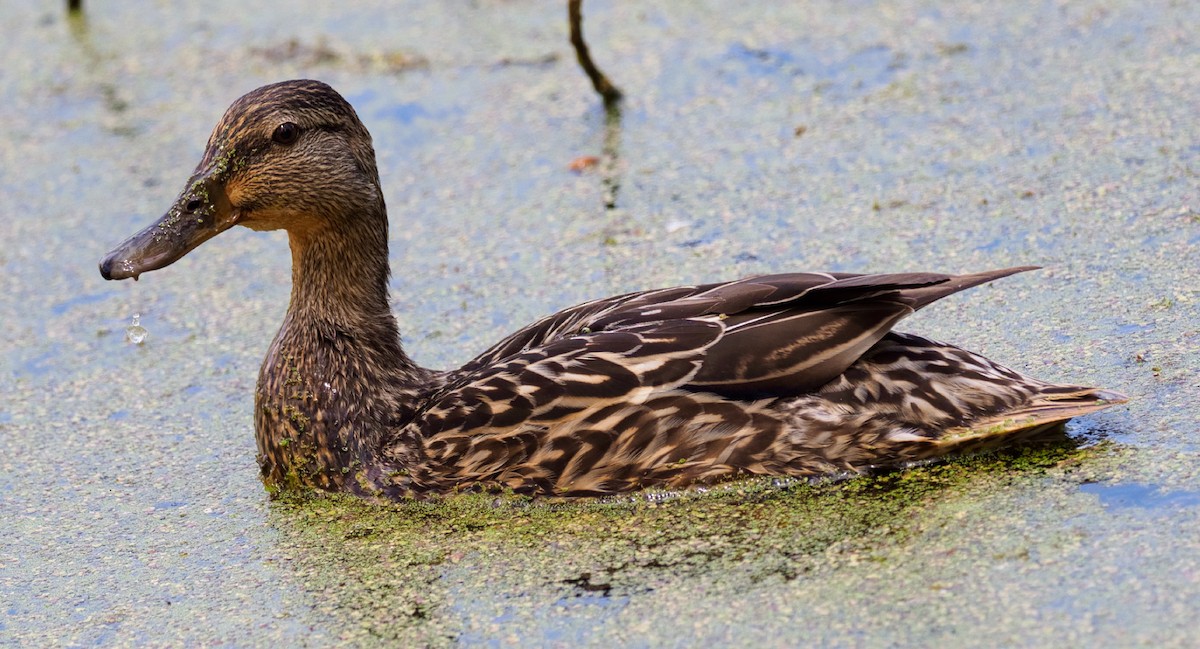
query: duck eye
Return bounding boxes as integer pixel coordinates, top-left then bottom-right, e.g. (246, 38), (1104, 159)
(272, 122), (300, 145)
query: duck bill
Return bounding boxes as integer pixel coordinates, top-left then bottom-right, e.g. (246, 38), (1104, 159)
(99, 173), (241, 281)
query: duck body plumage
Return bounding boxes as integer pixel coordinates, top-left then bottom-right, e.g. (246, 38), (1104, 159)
(100, 80), (1124, 498)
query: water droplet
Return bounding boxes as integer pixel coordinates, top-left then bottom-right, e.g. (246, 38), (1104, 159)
(126, 313), (148, 345)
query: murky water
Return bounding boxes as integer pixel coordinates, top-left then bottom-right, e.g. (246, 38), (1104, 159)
(1, 0), (1198, 646)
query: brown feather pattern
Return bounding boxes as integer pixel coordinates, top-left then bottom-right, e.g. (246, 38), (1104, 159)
(99, 80), (1127, 498)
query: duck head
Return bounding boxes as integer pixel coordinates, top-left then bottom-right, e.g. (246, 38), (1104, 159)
(100, 79), (383, 280)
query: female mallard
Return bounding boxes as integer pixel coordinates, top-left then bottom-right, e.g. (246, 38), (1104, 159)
(100, 80), (1124, 498)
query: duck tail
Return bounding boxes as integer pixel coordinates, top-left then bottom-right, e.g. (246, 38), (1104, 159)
(902, 266), (1040, 311)
(926, 386), (1128, 457)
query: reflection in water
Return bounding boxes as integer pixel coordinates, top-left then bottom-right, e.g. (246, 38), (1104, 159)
(593, 102), (630, 286)
(1080, 482), (1200, 512)
(66, 7), (137, 135)
(66, 6), (95, 62)
(599, 103), (622, 211)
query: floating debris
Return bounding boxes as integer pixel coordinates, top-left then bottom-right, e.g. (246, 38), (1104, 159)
(568, 155), (600, 173)
(125, 313), (148, 345)
(665, 219), (692, 234)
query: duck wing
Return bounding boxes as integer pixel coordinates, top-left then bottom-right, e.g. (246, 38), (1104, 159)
(414, 317), (777, 494)
(417, 317), (725, 443)
(454, 266), (1037, 399)
(453, 285), (704, 377)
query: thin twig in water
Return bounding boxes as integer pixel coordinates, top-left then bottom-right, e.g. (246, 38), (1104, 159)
(568, 0), (623, 105)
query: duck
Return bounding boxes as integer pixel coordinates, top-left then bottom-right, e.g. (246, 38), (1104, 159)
(99, 79), (1125, 498)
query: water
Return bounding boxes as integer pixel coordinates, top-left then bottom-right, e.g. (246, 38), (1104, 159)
(125, 313), (147, 345)
(1080, 482), (1200, 512)
(1, 0), (1197, 646)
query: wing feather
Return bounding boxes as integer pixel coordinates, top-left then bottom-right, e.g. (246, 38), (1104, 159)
(422, 318), (725, 440)
(453, 267), (1036, 402)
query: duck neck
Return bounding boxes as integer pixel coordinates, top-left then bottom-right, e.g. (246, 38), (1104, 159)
(254, 203), (430, 496)
(287, 215), (399, 343)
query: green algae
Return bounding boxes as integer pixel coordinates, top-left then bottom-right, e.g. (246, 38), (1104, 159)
(266, 440), (1111, 644)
